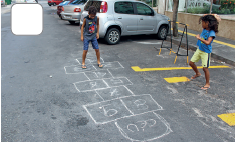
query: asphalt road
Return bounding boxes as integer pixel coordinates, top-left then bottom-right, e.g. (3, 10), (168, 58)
(1, 1), (235, 141)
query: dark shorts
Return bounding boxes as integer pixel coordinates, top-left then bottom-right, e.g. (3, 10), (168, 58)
(83, 38), (99, 50)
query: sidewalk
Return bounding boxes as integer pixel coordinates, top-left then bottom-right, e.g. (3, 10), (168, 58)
(1, 3), (13, 14)
(167, 27), (235, 66)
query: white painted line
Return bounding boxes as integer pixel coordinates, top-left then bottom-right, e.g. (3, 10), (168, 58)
(76, 59), (81, 64)
(83, 94), (163, 125)
(73, 83), (81, 92)
(107, 69), (114, 78)
(117, 61), (124, 68)
(83, 72), (90, 80)
(73, 77), (133, 92)
(83, 105), (98, 124)
(93, 72), (99, 78)
(100, 57), (104, 63)
(95, 90), (105, 101)
(64, 61), (124, 74)
(64, 66), (67, 74)
(115, 112), (172, 141)
(102, 79), (110, 88)
(120, 99), (134, 115)
(123, 86), (135, 95)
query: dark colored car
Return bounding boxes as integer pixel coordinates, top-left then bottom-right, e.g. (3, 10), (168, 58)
(57, 0), (74, 19)
(48, 0), (63, 6)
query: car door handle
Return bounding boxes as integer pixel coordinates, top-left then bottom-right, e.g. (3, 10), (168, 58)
(118, 17), (122, 19)
(140, 18), (143, 20)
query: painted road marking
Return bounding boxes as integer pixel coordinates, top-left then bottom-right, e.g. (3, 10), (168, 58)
(132, 65), (230, 72)
(164, 76), (190, 83)
(174, 29), (235, 49)
(218, 113), (235, 126)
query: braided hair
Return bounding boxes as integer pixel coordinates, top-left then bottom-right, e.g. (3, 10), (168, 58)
(199, 15), (219, 33)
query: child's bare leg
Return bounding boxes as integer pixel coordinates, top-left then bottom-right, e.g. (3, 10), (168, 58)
(82, 50), (88, 68)
(189, 61), (201, 79)
(95, 49), (103, 67)
(202, 67), (210, 88)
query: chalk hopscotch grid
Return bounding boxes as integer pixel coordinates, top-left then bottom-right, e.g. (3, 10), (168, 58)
(63, 69), (115, 81)
(73, 77), (134, 92)
(76, 57), (105, 65)
(94, 90), (105, 101)
(83, 72), (91, 80)
(64, 58), (172, 140)
(123, 85), (135, 96)
(64, 61), (124, 74)
(64, 64), (97, 74)
(114, 112), (173, 142)
(83, 94), (164, 125)
(94, 85), (135, 98)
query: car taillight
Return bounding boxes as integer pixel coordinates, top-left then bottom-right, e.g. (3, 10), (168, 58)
(74, 8), (81, 12)
(62, 6), (64, 11)
(100, 1), (107, 13)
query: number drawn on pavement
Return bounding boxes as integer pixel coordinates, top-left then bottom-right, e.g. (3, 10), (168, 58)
(134, 99), (148, 110)
(101, 104), (118, 117)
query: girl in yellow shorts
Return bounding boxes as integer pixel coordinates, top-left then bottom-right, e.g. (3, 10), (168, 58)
(189, 14), (220, 90)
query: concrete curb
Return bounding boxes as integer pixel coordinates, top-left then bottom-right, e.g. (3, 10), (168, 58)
(166, 37), (235, 66)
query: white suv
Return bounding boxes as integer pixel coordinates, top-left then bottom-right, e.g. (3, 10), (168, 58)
(80, 0), (170, 44)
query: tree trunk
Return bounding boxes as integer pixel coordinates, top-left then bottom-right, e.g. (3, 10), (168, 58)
(173, 0), (179, 37)
(185, 0), (188, 13)
(209, 0), (213, 14)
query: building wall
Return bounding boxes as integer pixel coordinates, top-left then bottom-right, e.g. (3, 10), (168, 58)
(164, 11), (235, 40)
(158, 0), (166, 14)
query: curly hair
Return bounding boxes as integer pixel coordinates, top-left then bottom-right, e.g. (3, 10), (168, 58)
(199, 15), (219, 33)
(88, 6), (97, 15)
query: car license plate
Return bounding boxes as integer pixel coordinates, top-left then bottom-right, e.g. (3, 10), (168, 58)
(64, 15), (72, 19)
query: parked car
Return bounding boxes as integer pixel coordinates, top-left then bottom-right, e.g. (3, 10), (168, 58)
(48, 0), (63, 6)
(80, 0), (170, 45)
(57, 0), (74, 19)
(15, 0), (26, 2)
(60, 0), (88, 25)
(26, 0), (37, 3)
(1, 0), (5, 6)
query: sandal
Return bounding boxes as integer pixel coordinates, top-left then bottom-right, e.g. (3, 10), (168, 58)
(98, 64), (103, 68)
(82, 65), (87, 69)
(191, 74), (201, 79)
(201, 86), (210, 90)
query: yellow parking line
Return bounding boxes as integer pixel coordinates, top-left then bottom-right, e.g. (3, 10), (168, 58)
(131, 65), (230, 72)
(171, 28), (235, 49)
(218, 113), (235, 126)
(164, 76), (190, 83)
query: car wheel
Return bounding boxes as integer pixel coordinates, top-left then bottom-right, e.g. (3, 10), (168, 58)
(53, 3), (56, 6)
(69, 21), (75, 25)
(157, 26), (168, 40)
(105, 28), (120, 45)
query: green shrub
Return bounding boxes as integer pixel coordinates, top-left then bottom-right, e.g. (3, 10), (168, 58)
(186, 6), (210, 14)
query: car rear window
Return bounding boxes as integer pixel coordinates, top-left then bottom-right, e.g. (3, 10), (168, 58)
(84, 1), (102, 12)
(70, 0), (87, 5)
(114, 2), (134, 14)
